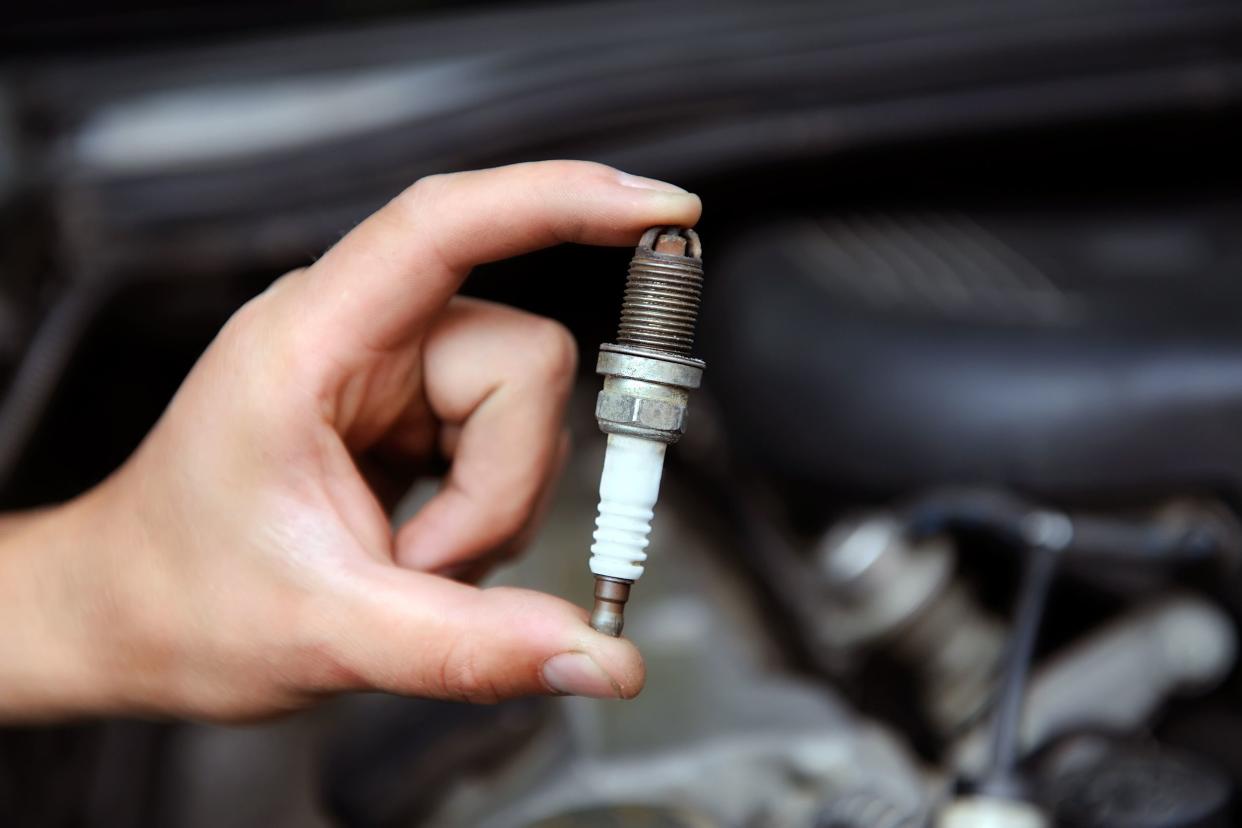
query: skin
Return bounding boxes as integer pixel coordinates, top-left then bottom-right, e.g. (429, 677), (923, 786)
(0, 160), (701, 722)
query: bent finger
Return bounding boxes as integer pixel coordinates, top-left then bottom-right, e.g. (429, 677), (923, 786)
(394, 298), (575, 572)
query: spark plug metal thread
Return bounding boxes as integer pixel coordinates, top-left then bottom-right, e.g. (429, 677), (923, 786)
(617, 229), (704, 355)
(589, 227), (705, 637)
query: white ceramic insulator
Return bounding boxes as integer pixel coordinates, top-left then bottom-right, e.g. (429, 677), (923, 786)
(589, 434), (667, 581)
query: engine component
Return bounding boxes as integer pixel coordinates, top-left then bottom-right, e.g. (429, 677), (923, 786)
(936, 795), (1048, 828)
(702, 201), (1242, 500)
(588, 227), (705, 636)
(953, 595), (1237, 776)
(815, 513), (1007, 734)
(815, 788), (923, 828)
(1036, 737), (1233, 828)
(978, 531), (1062, 800)
(907, 489), (1231, 566)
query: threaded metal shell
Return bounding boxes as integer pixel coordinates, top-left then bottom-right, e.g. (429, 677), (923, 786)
(616, 230), (704, 356)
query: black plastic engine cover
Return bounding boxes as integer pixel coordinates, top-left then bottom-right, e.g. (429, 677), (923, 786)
(701, 202), (1242, 502)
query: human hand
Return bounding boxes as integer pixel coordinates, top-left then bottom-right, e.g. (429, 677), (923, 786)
(0, 161), (700, 721)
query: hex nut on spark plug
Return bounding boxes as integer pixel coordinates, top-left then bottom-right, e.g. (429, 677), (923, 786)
(594, 345), (703, 443)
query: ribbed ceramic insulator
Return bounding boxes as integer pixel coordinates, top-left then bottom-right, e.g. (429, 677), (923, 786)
(588, 435), (666, 582)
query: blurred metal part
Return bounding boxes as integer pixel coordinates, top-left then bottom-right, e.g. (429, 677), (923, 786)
(814, 788), (923, 828)
(936, 796), (1049, 828)
(1035, 736), (1233, 828)
(907, 489), (1234, 565)
(817, 514), (955, 646)
(899, 580), (1008, 735)
(815, 513), (1007, 734)
(978, 540), (1061, 799)
(953, 595), (1237, 775)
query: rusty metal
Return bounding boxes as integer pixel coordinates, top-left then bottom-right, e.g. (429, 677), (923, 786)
(616, 228), (704, 356)
(590, 576), (633, 637)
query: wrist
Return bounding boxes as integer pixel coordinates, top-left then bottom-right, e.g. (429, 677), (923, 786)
(0, 492), (132, 720)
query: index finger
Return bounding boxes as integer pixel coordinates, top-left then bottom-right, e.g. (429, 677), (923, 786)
(301, 161), (701, 353)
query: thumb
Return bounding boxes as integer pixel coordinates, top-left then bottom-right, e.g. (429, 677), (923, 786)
(327, 564), (644, 702)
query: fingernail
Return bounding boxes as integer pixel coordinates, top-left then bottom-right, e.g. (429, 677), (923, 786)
(541, 652), (622, 698)
(616, 171), (689, 194)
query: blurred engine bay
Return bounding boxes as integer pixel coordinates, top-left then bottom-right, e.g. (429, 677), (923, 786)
(3, 1), (1242, 825)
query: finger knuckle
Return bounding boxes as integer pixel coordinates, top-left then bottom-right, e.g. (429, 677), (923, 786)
(526, 317), (579, 382)
(491, 494), (536, 538)
(219, 285), (272, 339)
(392, 173), (449, 218)
(438, 638), (502, 704)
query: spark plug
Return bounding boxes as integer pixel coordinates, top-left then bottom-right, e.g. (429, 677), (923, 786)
(588, 227), (705, 636)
